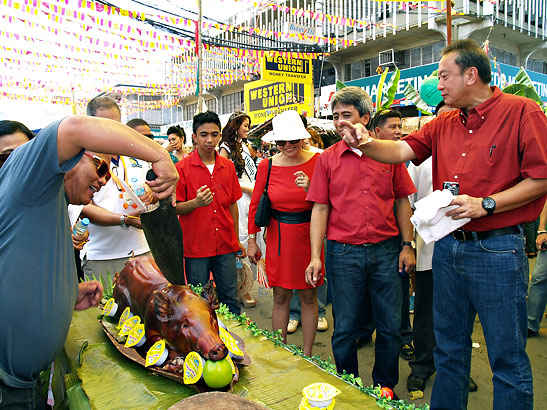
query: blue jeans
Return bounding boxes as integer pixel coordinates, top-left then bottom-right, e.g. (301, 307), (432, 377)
(289, 279), (328, 320)
(185, 252), (241, 315)
(329, 237), (402, 387)
(431, 232), (532, 410)
(527, 249), (547, 332)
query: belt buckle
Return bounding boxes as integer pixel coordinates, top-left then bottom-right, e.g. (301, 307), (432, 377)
(452, 230), (467, 241)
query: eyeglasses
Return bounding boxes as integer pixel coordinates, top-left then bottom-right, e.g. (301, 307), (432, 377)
(143, 134), (154, 139)
(84, 152), (111, 182)
(275, 140), (301, 146)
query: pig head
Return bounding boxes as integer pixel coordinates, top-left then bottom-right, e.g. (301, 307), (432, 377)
(113, 256), (228, 361)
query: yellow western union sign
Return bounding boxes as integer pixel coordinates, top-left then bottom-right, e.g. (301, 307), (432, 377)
(261, 55), (313, 84)
(244, 80), (314, 124)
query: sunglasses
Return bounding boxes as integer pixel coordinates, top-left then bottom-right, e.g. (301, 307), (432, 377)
(84, 152), (111, 182)
(275, 140), (301, 146)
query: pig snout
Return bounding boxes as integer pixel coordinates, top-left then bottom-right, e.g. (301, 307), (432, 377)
(206, 343), (228, 361)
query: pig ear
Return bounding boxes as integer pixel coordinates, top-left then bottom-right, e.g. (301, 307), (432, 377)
(202, 280), (220, 310)
(153, 290), (173, 322)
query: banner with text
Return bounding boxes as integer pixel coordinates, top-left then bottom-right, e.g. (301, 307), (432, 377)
(244, 80), (314, 124)
(261, 55), (313, 84)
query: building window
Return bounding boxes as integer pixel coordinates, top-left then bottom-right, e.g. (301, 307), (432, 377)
(186, 103), (197, 121)
(205, 98), (217, 113)
(433, 41), (445, 62)
(221, 91), (244, 115)
(410, 48), (421, 67)
(422, 44), (433, 65)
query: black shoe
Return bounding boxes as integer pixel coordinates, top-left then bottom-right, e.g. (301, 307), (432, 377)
(528, 328), (539, 338)
(355, 336), (372, 349)
(468, 376), (478, 392)
(400, 343), (415, 361)
(407, 373), (426, 392)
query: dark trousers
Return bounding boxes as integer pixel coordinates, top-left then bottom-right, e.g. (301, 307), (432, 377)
(409, 269), (436, 378)
(0, 379), (45, 410)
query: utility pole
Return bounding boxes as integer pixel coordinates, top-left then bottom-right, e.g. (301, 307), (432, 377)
(447, 0), (452, 44)
(197, 0), (204, 113)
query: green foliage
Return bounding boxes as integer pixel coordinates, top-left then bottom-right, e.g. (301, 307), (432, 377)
(217, 304), (430, 410)
(502, 83), (542, 104)
(403, 84), (433, 115)
(187, 283), (203, 296)
(379, 67), (401, 110)
(376, 68), (390, 109)
(336, 79), (347, 90)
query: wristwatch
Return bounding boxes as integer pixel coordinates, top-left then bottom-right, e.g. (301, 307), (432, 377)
(120, 214), (129, 228)
(248, 234), (256, 239)
(402, 241), (414, 249)
(481, 197), (496, 216)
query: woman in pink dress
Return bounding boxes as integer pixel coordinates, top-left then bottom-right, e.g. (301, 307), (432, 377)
(248, 110), (324, 357)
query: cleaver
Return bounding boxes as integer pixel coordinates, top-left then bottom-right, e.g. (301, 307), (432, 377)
(139, 169), (185, 285)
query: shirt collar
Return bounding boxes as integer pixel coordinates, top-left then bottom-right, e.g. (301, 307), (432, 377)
(190, 149), (223, 168)
(460, 86), (501, 123)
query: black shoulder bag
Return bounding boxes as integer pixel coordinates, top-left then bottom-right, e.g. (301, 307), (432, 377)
(254, 158), (273, 227)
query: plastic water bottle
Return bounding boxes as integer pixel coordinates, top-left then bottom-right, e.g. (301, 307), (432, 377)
(236, 251), (243, 269)
(131, 177), (145, 196)
(72, 218), (90, 239)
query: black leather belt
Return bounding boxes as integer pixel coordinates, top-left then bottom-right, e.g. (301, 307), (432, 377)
(271, 209), (312, 256)
(451, 225), (520, 242)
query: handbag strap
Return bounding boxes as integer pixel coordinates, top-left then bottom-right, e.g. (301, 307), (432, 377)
(263, 158), (272, 193)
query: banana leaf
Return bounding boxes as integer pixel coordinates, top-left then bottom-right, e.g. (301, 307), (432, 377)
(376, 67), (389, 109)
(379, 66), (401, 110)
(514, 67), (535, 88)
(503, 83), (542, 105)
(67, 309), (380, 410)
(336, 79), (346, 90)
(403, 84), (433, 115)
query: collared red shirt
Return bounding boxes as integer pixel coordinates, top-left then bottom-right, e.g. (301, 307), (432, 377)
(176, 150), (242, 258)
(306, 139), (416, 245)
(404, 86), (547, 231)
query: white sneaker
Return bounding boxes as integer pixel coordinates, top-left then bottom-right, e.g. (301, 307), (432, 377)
(287, 319), (299, 334)
(317, 317), (329, 331)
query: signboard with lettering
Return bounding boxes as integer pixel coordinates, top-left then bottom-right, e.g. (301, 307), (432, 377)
(319, 61), (547, 115)
(244, 80), (314, 124)
(261, 55), (313, 84)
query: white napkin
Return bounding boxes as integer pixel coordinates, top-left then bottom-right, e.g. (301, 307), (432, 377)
(410, 189), (471, 244)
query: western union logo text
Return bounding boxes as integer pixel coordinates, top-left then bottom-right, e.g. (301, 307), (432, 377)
(264, 55), (311, 74)
(249, 83), (304, 111)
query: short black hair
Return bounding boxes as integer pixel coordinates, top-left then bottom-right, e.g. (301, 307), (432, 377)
(126, 118), (150, 129)
(331, 86), (374, 119)
(86, 96), (120, 117)
(371, 109), (402, 130)
(0, 120), (34, 140)
(167, 125), (185, 138)
(193, 111), (221, 134)
(442, 39), (492, 84)
(435, 100), (446, 116)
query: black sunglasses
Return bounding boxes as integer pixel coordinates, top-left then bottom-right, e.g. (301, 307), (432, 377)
(84, 152), (111, 182)
(275, 140), (301, 146)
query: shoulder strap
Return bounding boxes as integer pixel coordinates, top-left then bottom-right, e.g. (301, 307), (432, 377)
(264, 158), (272, 192)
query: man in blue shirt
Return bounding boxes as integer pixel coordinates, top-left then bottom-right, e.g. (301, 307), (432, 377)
(0, 115), (177, 409)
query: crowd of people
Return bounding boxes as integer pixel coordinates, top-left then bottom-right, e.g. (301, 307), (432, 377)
(1, 39), (547, 410)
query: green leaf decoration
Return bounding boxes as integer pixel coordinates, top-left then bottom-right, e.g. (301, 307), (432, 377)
(376, 67), (390, 109)
(403, 84), (433, 115)
(336, 79), (347, 90)
(514, 67), (534, 88)
(502, 83), (542, 105)
(380, 66), (401, 110)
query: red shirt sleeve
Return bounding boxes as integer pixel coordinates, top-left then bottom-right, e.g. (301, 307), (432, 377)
(393, 163), (417, 199)
(519, 109), (547, 180)
(248, 159), (269, 235)
(306, 151), (330, 205)
(175, 160), (187, 202)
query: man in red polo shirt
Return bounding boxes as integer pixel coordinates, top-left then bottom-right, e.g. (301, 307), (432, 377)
(176, 111), (245, 314)
(305, 86), (416, 395)
(339, 39), (547, 410)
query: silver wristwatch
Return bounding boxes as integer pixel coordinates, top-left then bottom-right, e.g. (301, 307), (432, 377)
(120, 214), (129, 228)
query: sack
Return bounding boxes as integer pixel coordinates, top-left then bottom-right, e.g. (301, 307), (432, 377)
(254, 159), (272, 227)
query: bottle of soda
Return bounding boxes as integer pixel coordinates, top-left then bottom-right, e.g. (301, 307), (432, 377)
(72, 218), (90, 239)
(130, 177), (145, 196)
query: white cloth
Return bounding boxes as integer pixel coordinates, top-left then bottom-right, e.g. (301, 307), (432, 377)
(407, 158), (434, 271)
(81, 156), (151, 260)
(410, 189), (471, 245)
